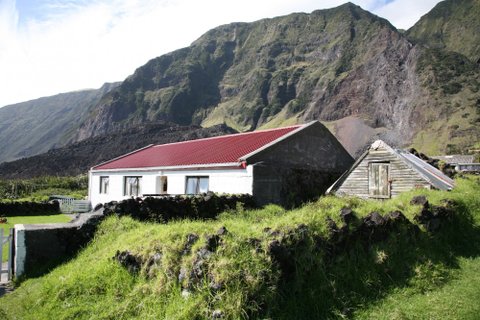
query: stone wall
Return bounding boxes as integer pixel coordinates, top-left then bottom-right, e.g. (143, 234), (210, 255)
(14, 209), (104, 278)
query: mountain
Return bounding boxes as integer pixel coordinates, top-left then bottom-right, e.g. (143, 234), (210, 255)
(407, 0), (480, 64)
(72, 2), (479, 156)
(0, 82), (119, 163)
(1, 1), (479, 177)
(0, 122), (235, 179)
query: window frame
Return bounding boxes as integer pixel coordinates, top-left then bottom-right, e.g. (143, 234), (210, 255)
(185, 176), (209, 195)
(124, 176), (142, 197)
(99, 176), (109, 194)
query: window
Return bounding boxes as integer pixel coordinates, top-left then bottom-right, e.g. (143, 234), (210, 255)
(368, 163), (390, 198)
(156, 176), (168, 194)
(99, 176), (109, 194)
(124, 176), (142, 196)
(185, 176), (209, 194)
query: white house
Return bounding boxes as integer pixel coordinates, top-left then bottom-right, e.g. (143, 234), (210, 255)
(88, 121), (354, 207)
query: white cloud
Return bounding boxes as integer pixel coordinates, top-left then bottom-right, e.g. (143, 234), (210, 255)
(0, 0), (441, 107)
(374, 0), (442, 30)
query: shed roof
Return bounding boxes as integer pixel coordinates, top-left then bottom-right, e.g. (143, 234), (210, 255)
(327, 140), (455, 193)
(431, 154), (475, 165)
(92, 122), (311, 170)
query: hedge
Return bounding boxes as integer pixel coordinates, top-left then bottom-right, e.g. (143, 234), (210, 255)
(101, 192), (256, 222)
(0, 201), (60, 217)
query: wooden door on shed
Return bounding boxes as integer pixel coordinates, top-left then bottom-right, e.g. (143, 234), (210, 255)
(368, 162), (390, 198)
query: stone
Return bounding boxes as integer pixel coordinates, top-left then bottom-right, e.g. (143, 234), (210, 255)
(182, 233), (199, 255)
(212, 310), (224, 319)
(363, 212), (385, 227)
(178, 266), (188, 283)
(410, 195), (429, 207)
(114, 250), (142, 274)
(426, 218), (441, 232)
(267, 240), (294, 277)
(339, 207), (355, 225)
(384, 210), (407, 222)
(205, 234), (221, 252)
(217, 226), (228, 236)
(325, 217), (339, 233)
(181, 289), (191, 299)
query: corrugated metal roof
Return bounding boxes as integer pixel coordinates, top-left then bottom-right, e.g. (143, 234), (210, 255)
(92, 124), (303, 170)
(398, 150), (455, 191)
(431, 155), (475, 165)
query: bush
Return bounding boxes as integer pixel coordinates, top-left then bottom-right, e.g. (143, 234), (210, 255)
(102, 192), (256, 222)
(0, 201), (60, 217)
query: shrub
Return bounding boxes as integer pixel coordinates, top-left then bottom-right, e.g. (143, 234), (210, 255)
(0, 201), (60, 217)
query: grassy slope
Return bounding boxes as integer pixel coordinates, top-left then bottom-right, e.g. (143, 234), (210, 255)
(0, 177), (479, 319)
(1, 215), (72, 262)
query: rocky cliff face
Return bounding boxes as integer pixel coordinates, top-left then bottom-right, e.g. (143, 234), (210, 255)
(0, 122), (235, 179)
(72, 2), (479, 156)
(407, 0), (480, 64)
(0, 82), (119, 163)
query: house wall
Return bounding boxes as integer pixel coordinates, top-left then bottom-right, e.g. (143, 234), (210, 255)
(247, 121), (354, 172)
(335, 147), (431, 198)
(89, 166), (253, 207)
(252, 164), (339, 207)
(248, 122), (354, 206)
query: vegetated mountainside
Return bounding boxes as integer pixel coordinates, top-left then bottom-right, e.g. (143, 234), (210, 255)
(73, 2), (480, 156)
(0, 122), (235, 179)
(0, 82), (119, 164)
(0, 177), (479, 319)
(407, 0), (480, 64)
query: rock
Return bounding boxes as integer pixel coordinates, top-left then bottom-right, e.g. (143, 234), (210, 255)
(426, 218), (441, 232)
(325, 217), (339, 233)
(217, 226), (228, 236)
(94, 203), (103, 211)
(247, 238), (262, 253)
(178, 266), (188, 283)
(181, 289), (191, 299)
(211, 310), (224, 319)
(296, 223), (308, 235)
(209, 280), (223, 291)
(205, 234), (221, 252)
(267, 240), (294, 276)
(363, 212), (385, 227)
(113, 250), (142, 274)
(339, 207), (355, 225)
(384, 210), (407, 223)
(182, 233), (199, 255)
(410, 195), (429, 207)
(197, 248), (212, 260)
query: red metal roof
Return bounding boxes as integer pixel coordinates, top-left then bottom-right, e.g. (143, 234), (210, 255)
(92, 124), (303, 170)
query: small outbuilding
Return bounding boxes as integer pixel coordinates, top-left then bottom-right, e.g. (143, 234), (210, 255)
(88, 121), (354, 207)
(327, 140), (455, 199)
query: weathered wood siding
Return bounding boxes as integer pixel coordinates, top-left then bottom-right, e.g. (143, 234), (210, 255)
(336, 147), (430, 198)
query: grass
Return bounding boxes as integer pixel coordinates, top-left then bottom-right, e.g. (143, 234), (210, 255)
(1, 215), (72, 262)
(0, 176), (479, 319)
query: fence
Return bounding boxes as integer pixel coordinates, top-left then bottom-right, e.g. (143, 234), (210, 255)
(50, 195), (92, 214)
(0, 228), (14, 281)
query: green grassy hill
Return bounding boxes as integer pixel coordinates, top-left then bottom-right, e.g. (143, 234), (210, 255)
(1, 176), (479, 319)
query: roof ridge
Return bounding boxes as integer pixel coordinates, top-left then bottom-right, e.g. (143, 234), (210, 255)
(152, 124), (303, 148)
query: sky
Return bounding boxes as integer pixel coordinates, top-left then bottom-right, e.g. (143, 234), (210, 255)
(0, 0), (443, 108)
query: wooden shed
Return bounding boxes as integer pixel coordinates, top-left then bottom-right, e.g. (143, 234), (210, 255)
(327, 140), (454, 199)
